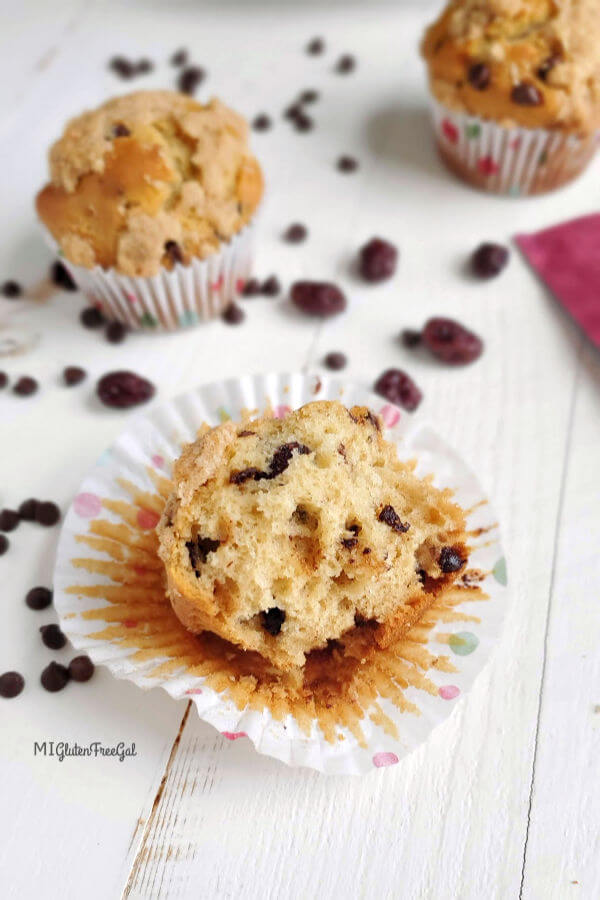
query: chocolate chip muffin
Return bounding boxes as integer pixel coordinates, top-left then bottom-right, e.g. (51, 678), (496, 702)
(158, 401), (469, 671)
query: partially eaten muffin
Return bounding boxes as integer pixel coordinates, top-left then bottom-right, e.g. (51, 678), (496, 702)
(157, 401), (469, 670)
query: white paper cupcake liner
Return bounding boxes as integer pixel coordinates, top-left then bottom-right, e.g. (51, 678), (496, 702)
(429, 97), (599, 196)
(45, 223), (255, 331)
(53, 372), (508, 775)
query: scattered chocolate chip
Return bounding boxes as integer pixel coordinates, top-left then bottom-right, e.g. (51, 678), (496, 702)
(1, 280), (22, 298)
(0, 672), (24, 698)
(337, 155), (358, 173)
(401, 329), (422, 348)
(324, 351), (347, 370)
(51, 260), (77, 291)
(471, 242), (509, 279)
(262, 275), (281, 296)
(422, 317), (483, 365)
(13, 376), (38, 397)
(178, 65), (205, 94)
(63, 366), (86, 386)
(511, 82), (543, 106)
(222, 303), (245, 325)
(374, 369), (423, 412)
(336, 54), (356, 74)
(80, 306), (106, 329)
(300, 89), (319, 104)
(359, 238), (398, 283)
(439, 546), (465, 573)
(467, 62), (491, 90)
(229, 467), (265, 485)
(112, 122), (130, 138)
(136, 58), (153, 74)
(260, 607), (286, 636)
(18, 498), (38, 520)
(294, 112), (314, 132)
(378, 504), (410, 534)
(0, 372), (7, 388)
(537, 54), (561, 82)
(97, 370), (155, 409)
(170, 48), (188, 66)
(0, 509), (19, 532)
(283, 223), (307, 243)
(242, 278), (261, 297)
(165, 240), (184, 265)
(109, 56), (135, 79)
(291, 281), (346, 317)
(0, 535), (8, 555)
(35, 502), (61, 527)
(41, 661), (70, 692)
(105, 321), (128, 344)
(341, 537), (358, 549)
(186, 536), (221, 570)
(26, 587), (52, 611)
(284, 103), (303, 121)
(252, 113), (272, 131)
(40, 624), (67, 650)
(307, 37), (325, 55)
(68, 655), (95, 682)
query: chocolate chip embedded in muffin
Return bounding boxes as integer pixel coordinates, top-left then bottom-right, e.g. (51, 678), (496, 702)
(511, 82), (543, 106)
(378, 504), (410, 533)
(537, 54), (561, 82)
(260, 607), (286, 636)
(467, 62), (491, 90)
(186, 536), (221, 571)
(439, 546), (466, 573)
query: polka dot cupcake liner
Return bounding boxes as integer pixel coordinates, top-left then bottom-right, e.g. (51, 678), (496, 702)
(429, 97), (599, 197)
(43, 222), (256, 331)
(53, 372), (508, 775)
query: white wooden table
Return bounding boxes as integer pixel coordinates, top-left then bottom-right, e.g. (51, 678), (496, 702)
(1, 2), (599, 897)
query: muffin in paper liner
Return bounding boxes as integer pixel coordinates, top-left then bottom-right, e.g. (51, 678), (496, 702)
(53, 372), (508, 775)
(430, 97), (599, 197)
(44, 222), (255, 331)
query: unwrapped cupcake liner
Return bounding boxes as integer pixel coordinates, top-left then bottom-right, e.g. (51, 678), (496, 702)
(429, 97), (599, 196)
(45, 223), (256, 331)
(53, 372), (508, 775)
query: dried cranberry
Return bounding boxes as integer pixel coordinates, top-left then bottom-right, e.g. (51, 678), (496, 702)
(262, 276), (281, 297)
(374, 369), (422, 412)
(439, 546), (465, 573)
(229, 467), (266, 485)
(378, 505), (410, 533)
(186, 536), (221, 570)
(467, 62), (491, 90)
(422, 318), (483, 365)
(63, 366), (86, 386)
(471, 242), (509, 279)
(511, 82), (543, 106)
(96, 371), (155, 409)
(291, 281), (346, 317)
(359, 238), (398, 283)
(13, 376), (38, 397)
(268, 442), (310, 477)
(260, 607), (286, 636)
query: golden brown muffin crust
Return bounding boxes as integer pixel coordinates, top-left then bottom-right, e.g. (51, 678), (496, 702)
(36, 90), (263, 276)
(422, 0), (600, 132)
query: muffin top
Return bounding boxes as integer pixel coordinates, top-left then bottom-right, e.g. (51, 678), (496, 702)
(422, 0), (600, 132)
(36, 91), (263, 277)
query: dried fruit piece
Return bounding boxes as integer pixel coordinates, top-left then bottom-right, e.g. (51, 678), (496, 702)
(291, 281), (346, 317)
(359, 238), (398, 283)
(378, 505), (410, 533)
(422, 318), (483, 365)
(471, 242), (509, 278)
(439, 546), (466, 573)
(186, 536), (221, 570)
(374, 369), (422, 411)
(97, 371), (155, 409)
(324, 351), (347, 370)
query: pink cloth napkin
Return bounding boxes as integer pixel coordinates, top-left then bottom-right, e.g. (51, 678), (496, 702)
(515, 213), (600, 347)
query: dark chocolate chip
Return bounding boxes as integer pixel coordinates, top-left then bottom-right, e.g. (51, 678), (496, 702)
(0, 372), (7, 388)
(18, 498), (38, 520)
(341, 537), (358, 549)
(252, 114), (272, 131)
(26, 587), (52, 610)
(0, 672), (24, 698)
(283, 223), (307, 243)
(229, 467), (266, 485)
(337, 155), (358, 173)
(374, 369), (423, 412)
(136, 58), (153, 74)
(268, 442), (310, 478)
(294, 112), (314, 132)
(467, 62), (491, 90)
(41, 661), (70, 692)
(109, 56), (135, 79)
(471, 242), (509, 278)
(439, 546), (466, 573)
(1, 280), (22, 298)
(0, 509), (19, 532)
(13, 376), (38, 397)
(422, 318), (483, 365)
(63, 366), (86, 386)
(186, 536), (221, 570)
(300, 89), (319, 104)
(306, 37), (325, 55)
(35, 502), (61, 527)
(401, 329), (422, 348)
(80, 306), (106, 329)
(378, 505), (410, 534)
(359, 238), (398, 283)
(511, 82), (543, 106)
(260, 607), (286, 636)
(291, 281), (346, 317)
(165, 240), (184, 265)
(324, 351), (347, 371)
(68, 655), (95, 682)
(51, 260), (77, 291)
(284, 103), (303, 121)
(363, 547), (371, 555)
(222, 303), (245, 325)
(178, 65), (205, 94)
(97, 371), (155, 409)
(105, 321), (128, 344)
(335, 54), (356, 74)
(0, 534), (8, 555)
(262, 275), (281, 296)
(112, 122), (131, 138)
(40, 624), (67, 650)
(537, 54), (561, 82)
(242, 278), (261, 297)
(170, 48), (188, 66)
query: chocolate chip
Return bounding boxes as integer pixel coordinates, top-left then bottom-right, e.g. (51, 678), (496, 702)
(537, 54), (561, 82)
(97, 371), (155, 409)
(471, 242), (509, 278)
(51, 260), (77, 291)
(40, 624), (67, 650)
(41, 661), (70, 692)
(18, 498), (38, 520)
(252, 114), (272, 131)
(178, 65), (205, 94)
(378, 505), (410, 533)
(300, 89), (319, 104)
(13, 376), (38, 397)
(186, 536), (221, 570)
(335, 54), (356, 74)
(374, 369), (423, 412)
(324, 351), (347, 370)
(165, 240), (184, 265)
(294, 112), (314, 132)
(35, 502), (61, 527)
(401, 329), (422, 348)
(511, 82), (543, 106)
(109, 56), (135, 79)
(262, 276), (281, 296)
(422, 318), (483, 365)
(359, 238), (398, 283)
(0, 672), (24, 698)
(63, 366), (86, 386)
(170, 48), (188, 66)
(363, 547), (371, 555)
(136, 58), (153, 75)
(337, 155), (358, 173)
(112, 122), (130, 138)
(222, 303), (245, 325)
(26, 587), (52, 610)
(291, 281), (346, 317)
(80, 306), (106, 329)
(260, 607), (286, 636)
(283, 223), (307, 243)
(268, 442), (310, 478)
(0, 535), (8, 555)
(0, 372), (7, 388)
(68, 655), (95, 682)
(306, 37), (325, 55)
(242, 278), (261, 297)
(105, 321), (128, 344)
(1, 280), (22, 298)
(341, 537), (358, 549)
(467, 62), (491, 90)
(229, 467), (266, 485)
(237, 430), (256, 437)
(284, 103), (303, 121)
(0, 509), (19, 532)
(439, 546), (465, 573)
